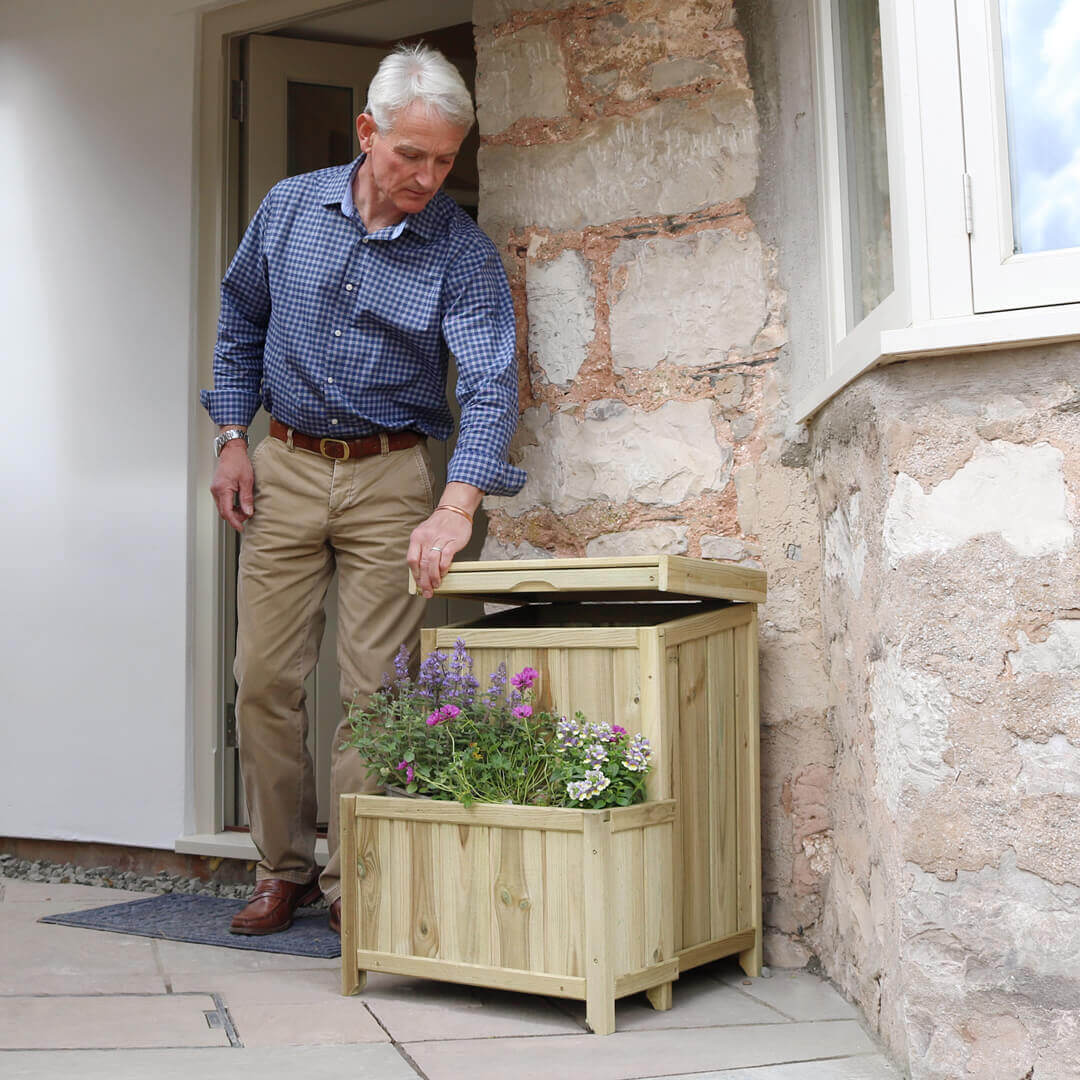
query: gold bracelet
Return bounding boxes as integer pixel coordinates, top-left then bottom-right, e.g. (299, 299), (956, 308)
(436, 502), (474, 523)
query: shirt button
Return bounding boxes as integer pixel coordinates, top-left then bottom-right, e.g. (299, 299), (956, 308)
(330, 418), (339, 426)
(327, 376), (334, 384)
(345, 283), (353, 291)
(333, 329), (342, 337)
(363, 237), (370, 244)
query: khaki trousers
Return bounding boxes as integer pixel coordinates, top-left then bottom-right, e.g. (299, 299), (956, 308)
(234, 433), (432, 903)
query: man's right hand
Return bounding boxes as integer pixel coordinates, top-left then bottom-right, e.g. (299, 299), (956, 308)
(210, 440), (255, 532)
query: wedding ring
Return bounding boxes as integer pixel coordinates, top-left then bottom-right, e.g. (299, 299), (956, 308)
(430, 545), (443, 552)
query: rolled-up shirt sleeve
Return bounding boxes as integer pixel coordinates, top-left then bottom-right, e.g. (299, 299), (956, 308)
(441, 240), (527, 497)
(199, 192), (272, 427)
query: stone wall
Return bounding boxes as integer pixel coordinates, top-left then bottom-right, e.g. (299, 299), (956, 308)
(811, 348), (1080, 1079)
(473, 0), (831, 969)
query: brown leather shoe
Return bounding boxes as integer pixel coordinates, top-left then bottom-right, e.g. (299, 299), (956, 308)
(229, 877), (322, 936)
(328, 898), (341, 936)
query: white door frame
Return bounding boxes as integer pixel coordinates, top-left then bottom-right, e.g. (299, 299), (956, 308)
(181, 0), (400, 860)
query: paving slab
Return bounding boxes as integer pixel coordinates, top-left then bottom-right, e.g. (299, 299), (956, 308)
(405, 1019), (878, 1080)
(227, 997), (389, 1046)
(0, 992), (230, 1050)
(154, 937), (340, 975)
(0, 913), (161, 993)
(644, 1054), (905, 1079)
(169, 967), (345, 1003)
(554, 968), (786, 1031)
(366, 982), (583, 1041)
(0, 1044), (417, 1080)
(717, 970), (859, 1022)
(0, 878), (148, 903)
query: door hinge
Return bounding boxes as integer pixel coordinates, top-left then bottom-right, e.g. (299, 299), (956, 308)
(224, 703), (238, 748)
(962, 172), (973, 235)
(231, 79), (247, 124)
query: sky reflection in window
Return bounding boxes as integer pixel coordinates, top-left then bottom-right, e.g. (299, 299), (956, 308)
(1000, 0), (1080, 253)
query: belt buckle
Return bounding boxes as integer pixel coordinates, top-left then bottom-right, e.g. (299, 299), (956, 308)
(319, 437), (351, 460)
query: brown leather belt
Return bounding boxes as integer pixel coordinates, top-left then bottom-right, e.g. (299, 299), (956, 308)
(269, 418), (422, 461)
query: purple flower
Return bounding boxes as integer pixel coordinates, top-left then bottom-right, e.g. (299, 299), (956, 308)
(395, 760), (415, 784)
(612, 724), (627, 735)
(426, 704), (461, 726)
(555, 716), (581, 750)
(393, 644), (411, 685)
(416, 649), (448, 701)
(510, 666), (539, 691)
(486, 663), (508, 706)
(585, 768), (611, 795)
(446, 639), (478, 704)
(511, 704), (533, 719)
(584, 742), (608, 766)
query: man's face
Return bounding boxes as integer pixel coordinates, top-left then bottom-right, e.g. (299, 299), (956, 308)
(356, 103), (467, 216)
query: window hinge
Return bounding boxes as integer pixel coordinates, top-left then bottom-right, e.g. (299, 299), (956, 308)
(224, 702), (238, 748)
(231, 79), (247, 124)
(962, 172), (973, 235)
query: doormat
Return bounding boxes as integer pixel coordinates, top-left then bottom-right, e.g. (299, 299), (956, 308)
(39, 893), (341, 958)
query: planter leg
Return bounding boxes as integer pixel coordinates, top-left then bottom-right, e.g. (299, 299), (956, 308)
(585, 985), (616, 1036)
(738, 928), (762, 978)
(646, 982), (673, 1012)
(342, 965), (367, 996)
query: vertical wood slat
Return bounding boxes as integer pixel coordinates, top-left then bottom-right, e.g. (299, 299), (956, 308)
(637, 629), (669, 801)
(491, 826), (544, 971)
(612, 648), (643, 734)
(390, 818), (411, 954)
(737, 610), (763, 976)
(434, 822), (491, 965)
(612, 828), (645, 975)
(712, 629), (739, 939)
(644, 819), (675, 1012)
(583, 812), (615, 1035)
(410, 821), (439, 958)
(340, 797), (363, 994)
(677, 637), (710, 950)
(662, 639), (683, 952)
(543, 830), (583, 977)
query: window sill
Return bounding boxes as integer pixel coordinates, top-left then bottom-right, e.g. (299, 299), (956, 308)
(175, 831), (329, 864)
(797, 303), (1080, 422)
(880, 303), (1080, 360)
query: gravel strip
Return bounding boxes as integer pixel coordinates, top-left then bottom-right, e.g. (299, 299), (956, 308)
(0, 852), (269, 901)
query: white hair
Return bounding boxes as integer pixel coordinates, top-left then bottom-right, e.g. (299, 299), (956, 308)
(365, 43), (474, 134)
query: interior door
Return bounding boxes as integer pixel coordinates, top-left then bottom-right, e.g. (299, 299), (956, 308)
(228, 33), (485, 830)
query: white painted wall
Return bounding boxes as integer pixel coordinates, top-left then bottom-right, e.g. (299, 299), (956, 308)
(0, 0), (207, 847)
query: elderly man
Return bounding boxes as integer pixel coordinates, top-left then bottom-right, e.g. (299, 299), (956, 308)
(200, 44), (524, 936)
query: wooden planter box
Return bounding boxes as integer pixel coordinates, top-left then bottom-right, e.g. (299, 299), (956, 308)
(419, 556), (765, 980)
(340, 794), (677, 1035)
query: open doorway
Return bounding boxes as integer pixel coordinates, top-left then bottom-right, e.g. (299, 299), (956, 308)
(218, 0), (487, 834)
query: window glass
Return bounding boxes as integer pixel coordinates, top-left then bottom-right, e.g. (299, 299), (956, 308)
(1000, 0), (1080, 253)
(835, 0), (893, 330)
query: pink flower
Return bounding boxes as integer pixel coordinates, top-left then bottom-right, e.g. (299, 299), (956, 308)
(511, 704), (533, 719)
(426, 704), (461, 726)
(612, 725), (627, 735)
(510, 667), (539, 691)
(395, 760), (415, 783)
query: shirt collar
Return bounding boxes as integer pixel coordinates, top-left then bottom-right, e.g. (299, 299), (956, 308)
(320, 154), (446, 242)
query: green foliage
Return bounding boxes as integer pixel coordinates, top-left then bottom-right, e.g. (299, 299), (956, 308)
(343, 640), (652, 809)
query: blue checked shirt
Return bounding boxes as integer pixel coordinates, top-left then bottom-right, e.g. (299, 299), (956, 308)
(200, 156), (525, 495)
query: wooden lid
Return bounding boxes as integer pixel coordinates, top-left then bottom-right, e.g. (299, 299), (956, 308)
(413, 555), (766, 605)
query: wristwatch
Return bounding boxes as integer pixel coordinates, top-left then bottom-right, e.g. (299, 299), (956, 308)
(213, 427), (249, 457)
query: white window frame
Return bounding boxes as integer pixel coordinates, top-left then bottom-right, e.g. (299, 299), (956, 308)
(805, 0), (914, 416)
(799, 0), (1080, 422)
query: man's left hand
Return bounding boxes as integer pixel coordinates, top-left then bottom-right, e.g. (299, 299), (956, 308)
(408, 503), (474, 598)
